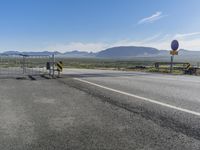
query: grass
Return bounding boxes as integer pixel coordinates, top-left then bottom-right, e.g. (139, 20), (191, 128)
(148, 67), (183, 75)
(58, 58), (155, 69)
(57, 58), (189, 75)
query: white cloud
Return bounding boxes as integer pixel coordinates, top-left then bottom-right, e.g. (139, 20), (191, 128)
(138, 11), (166, 24)
(139, 33), (162, 43)
(174, 32), (200, 39)
(44, 32), (200, 52)
(170, 32), (200, 50)
(178, 38), (200, 50)
(138, 35), (200, 51)
(110, 37), (170, 50)
(108, 34), (200, 51)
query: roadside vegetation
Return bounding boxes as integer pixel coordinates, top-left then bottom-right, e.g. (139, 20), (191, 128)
(58, 58), (199, 75)
(1, 56), (200, 75)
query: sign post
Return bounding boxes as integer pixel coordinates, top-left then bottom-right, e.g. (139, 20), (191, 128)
(170, 40), (179, 73)
(170, 55), (174, 73)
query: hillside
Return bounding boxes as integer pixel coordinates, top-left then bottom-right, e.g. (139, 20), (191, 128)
(0, 51), (61, 56)
(62, 50), (95, 57)
(96, 46), (160, 58)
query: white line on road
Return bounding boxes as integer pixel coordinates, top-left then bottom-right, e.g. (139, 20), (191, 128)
(119, 75), (200, 84)
(74, 78), (200, 117)
(65, 68), (200, 83)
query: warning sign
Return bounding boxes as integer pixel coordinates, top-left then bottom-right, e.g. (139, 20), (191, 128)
(56, 61), (63, 72)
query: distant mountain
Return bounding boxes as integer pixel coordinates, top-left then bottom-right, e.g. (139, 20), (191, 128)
(0, 50), (95, 57)
(96, 46), (160, 58)
(178, 49), (200, 56)
(0, 51), (61, 56)
(62, 50), (95, 57)
(22, 51), (61, 56)
(157, 50), (168, 56)
(1, 51), (21, 55)
(155, 49), (200, 58)
(0, 47), (200, 59)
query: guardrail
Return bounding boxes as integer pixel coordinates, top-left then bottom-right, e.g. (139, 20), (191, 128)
(154, 62), (200, 75)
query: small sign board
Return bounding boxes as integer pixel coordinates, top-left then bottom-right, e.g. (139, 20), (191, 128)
(170, 50), (178, 55)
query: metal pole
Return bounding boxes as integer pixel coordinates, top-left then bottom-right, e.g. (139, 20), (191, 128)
(0, 56), (1, 75)
(48, 56), (51, 76)
(23, 56), (25, 74)
(52, 53), (55, 78)
(170, 55), (174, 73)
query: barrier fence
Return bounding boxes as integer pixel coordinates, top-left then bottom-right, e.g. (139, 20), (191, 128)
(0, 54), (52, 78)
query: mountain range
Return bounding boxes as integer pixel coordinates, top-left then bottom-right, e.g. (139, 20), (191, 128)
(0, 46), (200, 59)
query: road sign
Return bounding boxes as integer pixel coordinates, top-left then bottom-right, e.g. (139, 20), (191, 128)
(170, 40), (179, 73)
(171, 40), (179, 51)
(186, 63), (191, 70)
(170, 50), (178, 55)
(57, 61), (63, 72)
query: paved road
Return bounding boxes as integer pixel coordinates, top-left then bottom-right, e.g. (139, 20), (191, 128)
(63, 69), (200, 143)
(1, 69), (200, 149)
(63, 69), (200, 112)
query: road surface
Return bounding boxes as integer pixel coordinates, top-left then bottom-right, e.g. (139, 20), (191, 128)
(0, 68), (200, 149)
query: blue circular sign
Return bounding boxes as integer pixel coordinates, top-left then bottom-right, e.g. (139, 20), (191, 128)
(171, 40), (179, 51)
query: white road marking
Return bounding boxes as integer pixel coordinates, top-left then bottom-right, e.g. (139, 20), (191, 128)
(119, 75), (200, 83)
(74, 78), (200, 117)
(64, 68), (200, 83)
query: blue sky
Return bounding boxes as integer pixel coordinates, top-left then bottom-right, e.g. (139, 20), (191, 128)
(0, 0), (200, 52)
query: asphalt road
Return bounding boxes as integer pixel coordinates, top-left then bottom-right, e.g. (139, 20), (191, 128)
(63, 69), (200, 112)
(1, 69), (200, 149)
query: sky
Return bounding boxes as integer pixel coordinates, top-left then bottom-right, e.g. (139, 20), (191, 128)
(0, 0), (200, 52)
